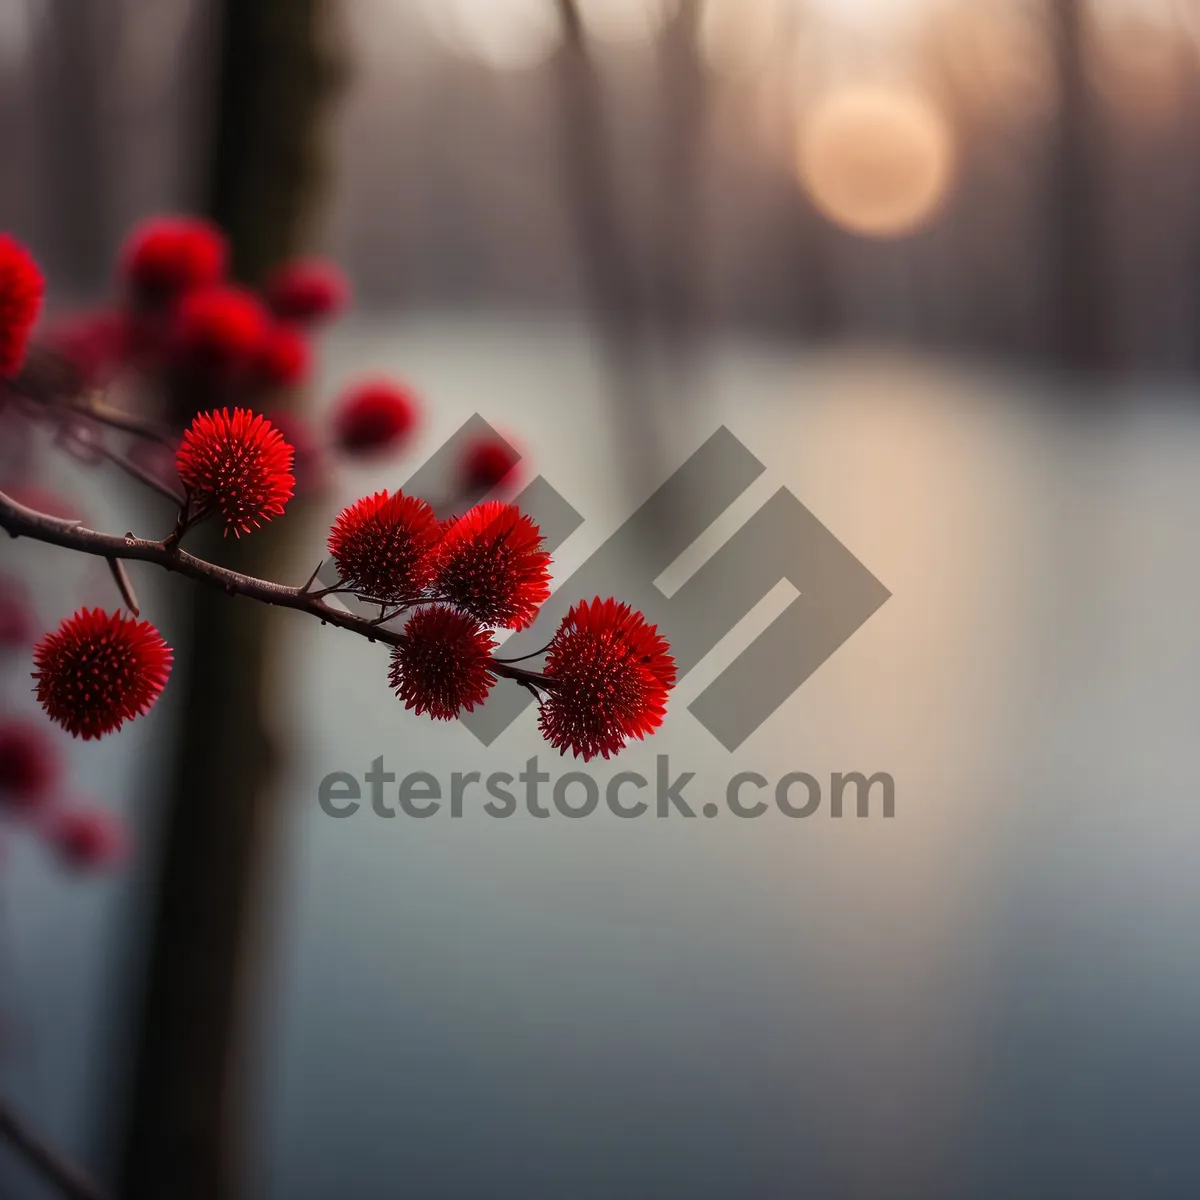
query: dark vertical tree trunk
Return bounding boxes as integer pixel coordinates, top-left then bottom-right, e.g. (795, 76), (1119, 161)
(654, 0), (709, 359)
(117, 4), (345, 1199)
(552, 0), (672, 549)
(37, 0), (114, 291)
(1047, 0), (1115, 376)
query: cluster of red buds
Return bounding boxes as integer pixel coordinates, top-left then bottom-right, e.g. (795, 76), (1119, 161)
(0, 223), (676, 768)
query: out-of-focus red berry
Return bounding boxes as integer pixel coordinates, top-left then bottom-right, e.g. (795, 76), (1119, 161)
(264, 258), (350, 323)
(0, 720), (60, 814)
(254, 322), (311, 389)
(43, 807), (129, 871)
(330, 380), (419, 456)
(0, 234), (45, 378)
(119, 216), (227, 303)
(460, 436), (521, 492)
(169, 284), (270, 381)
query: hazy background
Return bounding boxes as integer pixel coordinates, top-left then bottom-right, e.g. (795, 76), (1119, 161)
(2, 2), (1200, 1197)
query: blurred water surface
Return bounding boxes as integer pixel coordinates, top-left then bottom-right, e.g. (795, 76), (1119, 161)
(5, 317), (1200, 1197)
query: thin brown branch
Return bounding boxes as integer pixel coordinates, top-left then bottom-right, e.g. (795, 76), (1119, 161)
(70, 395), (178, 450)
(0, 489), (553, 689)
(0, 1095), (108, 1200)
(106, 556), (140, 615)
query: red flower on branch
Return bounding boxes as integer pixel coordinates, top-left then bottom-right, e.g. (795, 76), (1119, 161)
(0, 234), (45, 378)
(460, 436), (521, 491)
(169, 284), (270, 380)
(32, 608), (173, 740)
(0, 720), (60, 814)
(538, 597), (675, 761)
(388, 605), (497, 720)
(265, 258), (350, 322)
(331, 380), (418, 456)
(119, 216), (227, 302)
(433, 501), (550, 630)
(176, 407), (295, 535)
(43, 807), (129, 871)
(328, 490), (440, 602)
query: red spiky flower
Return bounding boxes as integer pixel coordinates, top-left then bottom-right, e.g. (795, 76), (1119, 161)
(43, 807), (129, 871)
(176, 407), (295, 536)
(119, 216), (227, 302)
(388, 605), (497, 720)
(264, 258), (350, 322)
(460, 436), (521, 491)
(0, 233), (45, 378)
(331, 380), (418, 455)
(328, 490), (439, 601)
(0, 720), (60, 814)
(33, 609), (173, 740)
(169, 283), (270, 380)
(432, 501), (550, 630)
(253, 321), (310, 388)
(538, 597), (675, 761)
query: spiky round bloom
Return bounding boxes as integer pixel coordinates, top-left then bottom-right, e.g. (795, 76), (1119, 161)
(538, 597), (676, 762)
(331, 380), (418, 456)
(253, 321), (310, 388)
(119, 216), (227, 302)
(328, 490), (439, 602)
(461, 436), (521, 491)
(33, 609), (173, 740)
(0, 720), (59, 814)
(432, 502), (550, 630)
(389, 605), (497, 720)
(264, 258), (350, 322)
(176, 408), (295, 536)
(169, 284), (270, 379)
(44, 807), (129, 871)
(0, 234), (45, 378)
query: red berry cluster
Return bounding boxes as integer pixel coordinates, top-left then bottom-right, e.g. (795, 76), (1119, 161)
(327, 489), (674, 756)
(1, 222), (676, 768)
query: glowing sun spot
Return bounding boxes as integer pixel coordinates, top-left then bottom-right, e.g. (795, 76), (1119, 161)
(797, 84), (955, 238)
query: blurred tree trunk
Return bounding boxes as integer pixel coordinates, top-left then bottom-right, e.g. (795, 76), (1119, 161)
(553, 0), (664, 497)
(654, 0), (709, 361)
(1046, 0), (1115, 376)
(36, 0), (114, 291)
(117, 4), (345, 1199)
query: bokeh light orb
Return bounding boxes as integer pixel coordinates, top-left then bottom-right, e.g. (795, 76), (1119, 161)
(797, 84), (955, 238)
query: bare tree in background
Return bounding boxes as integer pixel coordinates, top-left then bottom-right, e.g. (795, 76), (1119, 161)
(117, 3), (345, 1198)
(34, 0), (115, 291)
(1047, 0), (1115, 376)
